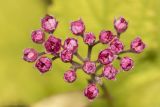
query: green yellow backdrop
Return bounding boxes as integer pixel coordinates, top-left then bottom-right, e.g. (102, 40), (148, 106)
(0, 0), (160, 107)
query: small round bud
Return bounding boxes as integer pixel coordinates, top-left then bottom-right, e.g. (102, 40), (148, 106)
(83, 32), (96, 45)
(70, 19), (85, 35)
(35, 57), (52, 73)
(31, 29), (45, 44)
(130, 37), (145, 53)
(98, 49), (115, 65)
(84, 84), (99, 100)
(44, 35), (61, 55)
(63, 38), (78, 53)
(60, 49), (73, 62)
(64, 70), (77, 83)
(41, 15), (58, 33)
(114, 17), (128, 33)
(120, 57), (134, 71)
(109, 38), (124, 54)
(102, 64), (118, 80)
(99, 30), (114, 44)
(83, 61), (96, 74)
(23, 48), (38, 62)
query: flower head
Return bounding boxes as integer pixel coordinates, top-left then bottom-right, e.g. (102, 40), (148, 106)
(23, 15), (146, 101)
(63, 38), (78, 53)
(84, 84), (99, 100)
(71, 19), (85, 35)
(83, 32), (96, 45)
(60, 49), (73, 62)
(114, 17), (128, 33)
(109, 38), (124, 54)
(31, 29), (45, 44)
(83, 61), (96, 74)
(35, 57), (52, 73)
(44, 35), (61, 55)
(41, 15), (58, 33)
(102, 64), (118, 80)
(23, 48), (38, 62)
(120, 57), (134, 71)
(64, 70), (77, 83)
(99, 30), (114, 44)
(131, 37), (145, 53)
(98, 49), (115, 65)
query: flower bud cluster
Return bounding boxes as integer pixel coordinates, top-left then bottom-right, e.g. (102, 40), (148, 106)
(23, 15), (145, 100)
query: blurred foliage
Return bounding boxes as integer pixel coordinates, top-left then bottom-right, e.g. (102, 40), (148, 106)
(32, 91), (87, 107)
(0, 0), (160, 107)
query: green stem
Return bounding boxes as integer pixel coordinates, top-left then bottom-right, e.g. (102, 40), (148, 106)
(74, 52), (85, 62)
(51, 55), (59, 61)
(100, 83), (113, 107)
(87, 64), (113, 107)
(118, 49), (134, 55)
(96, 64), (103, 72)
(71, 60), (81, 66)
(38, 52), (46, 56)
(87, 40), (100, 60)
(87, 46), (93, 60)
(92, 40), (100, 46)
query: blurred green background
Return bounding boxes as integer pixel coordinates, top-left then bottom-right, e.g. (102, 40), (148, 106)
(0, 0), (160, 107)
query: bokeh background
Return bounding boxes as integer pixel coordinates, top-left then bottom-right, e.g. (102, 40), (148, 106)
(0, 0), (160, 107)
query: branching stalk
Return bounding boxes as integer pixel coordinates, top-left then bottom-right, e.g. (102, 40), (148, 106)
(74, 52), (85, 62)
(87, 46), (93, 59)
(51, 55), (59, 61)
(38, 52), (46, 56)
(118, 49), (134, 55)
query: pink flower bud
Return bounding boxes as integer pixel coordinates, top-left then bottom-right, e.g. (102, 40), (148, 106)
(23, 48), (38, 62)
(35, 57), (52, 73)
(44, 35), (61, 55)
(64, 70), (77, 83)
(41, 15), (58, 33)
(31, 29), (45, 44)
(70, 19), (85, 35)
(99, 30), (114, 44)
(109, 38), (124, 54)
(83, 32), (96, 45)
(98, 49), (115, 65)
(84, 84), (99, 100)
(63, 38), (78, 53)
(114, 17), (128, 33)
(130, 37), (145, 53)
(120, 57), (134, 71)
(83, 61), (96, 74)
(102, 64), (118, 80)
(60, 49), (73, 62)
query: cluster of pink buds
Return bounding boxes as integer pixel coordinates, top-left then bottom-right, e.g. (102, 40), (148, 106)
(23, 15), (145, 100)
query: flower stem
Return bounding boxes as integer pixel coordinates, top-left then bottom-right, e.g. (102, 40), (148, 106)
(92, 40), (100, 46)
(100, 83), (113, 107)
(117, 32), (121, 38)
(87, 45), (93, 59)
(117, 56), (121, 60)
(71, 60), (81, 66)
(51, 55), (59, 61)
(87, 64), (113, 107)
(38, 51), (46, 56)
(87, 40), (100, 60)
(84, 37), (113, 107)
(96, 64), (103, 72)
(70, 64), (82, 70)
(74, 52), (85, 62)
(70, 60), (82, 70)
(118, 49), (134, 55)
